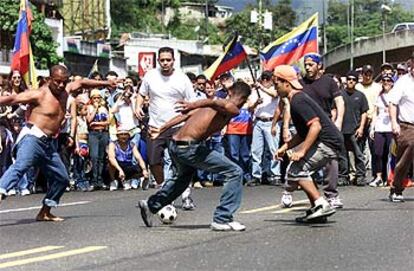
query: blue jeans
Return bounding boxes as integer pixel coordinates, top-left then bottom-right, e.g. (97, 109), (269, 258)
(225, 134), (252, 181)
(88, 131), (109, 186)
(251, 120), (281, 179)
(148, 141), (244, 223)
(0, 135), (69, 207)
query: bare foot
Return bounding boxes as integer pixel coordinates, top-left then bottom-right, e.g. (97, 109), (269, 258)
(36, 213), (65, 222)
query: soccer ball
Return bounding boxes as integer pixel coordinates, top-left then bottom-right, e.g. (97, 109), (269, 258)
(157, 205), (177, 224)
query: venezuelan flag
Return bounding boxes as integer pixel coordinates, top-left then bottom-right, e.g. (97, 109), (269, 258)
(11, 0), (37, 88)
(204, 34), (247, 80)
(260, 13), (318, 71)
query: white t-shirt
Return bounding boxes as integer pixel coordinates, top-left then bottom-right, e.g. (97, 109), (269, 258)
(388, 73), (414, 124)
(249, 87), (279, 118)
(374, 92), (392, 132)
(356, 81), (382, 120)
(117, 100), (140, 131)
(139, 68), (195, 128)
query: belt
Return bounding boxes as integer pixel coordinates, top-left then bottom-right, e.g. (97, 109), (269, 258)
(90, 129), (108, 133)
(172, 139), (201, 146)
(256, 116), (273, 122)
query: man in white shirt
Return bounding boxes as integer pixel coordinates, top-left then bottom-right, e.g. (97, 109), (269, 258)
(247, 71), (281, 186)
(387, 53), (414, 202)
(135, 47), (196, 209)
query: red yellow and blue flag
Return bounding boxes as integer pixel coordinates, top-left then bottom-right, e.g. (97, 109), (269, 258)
(11, 0), (37, 88)
(204, 34), (247, 80)
(260, 13), (319, 71)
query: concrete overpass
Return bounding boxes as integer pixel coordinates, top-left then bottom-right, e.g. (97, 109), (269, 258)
(324, 30), (414, 75)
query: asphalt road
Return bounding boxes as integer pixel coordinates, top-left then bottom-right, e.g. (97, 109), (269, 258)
(0, 185), (413, 271)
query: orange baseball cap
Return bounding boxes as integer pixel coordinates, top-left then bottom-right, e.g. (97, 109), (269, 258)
(273, 65), (303, 90)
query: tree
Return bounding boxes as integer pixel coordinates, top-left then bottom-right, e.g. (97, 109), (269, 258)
(326, 0), (413, 50)
(0, 0), (61, 69)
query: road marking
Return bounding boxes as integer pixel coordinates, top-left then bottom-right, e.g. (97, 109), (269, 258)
(0, 246), (107, 269)
(0, 201), (91, 214)
(241, 200), (309, 214)
(0, 246), (64, 260)
(272, 206), (309, 214)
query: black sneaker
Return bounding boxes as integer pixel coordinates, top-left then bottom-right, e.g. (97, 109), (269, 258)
(137, 200), (154, 227)
(296, 204), (335, 223)
(141, 178), (150, 190)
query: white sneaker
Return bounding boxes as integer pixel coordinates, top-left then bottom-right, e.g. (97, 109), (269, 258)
(7, 189), (16, 196)
(123, 180), (131, 191)
(20, 189), (30, 196)
(131, 179), (140, 189)
(211, 221), (246, 231)
(328, 197), (344, 209)
(281, 191), (293, 208)
(109, 180), (118, 191)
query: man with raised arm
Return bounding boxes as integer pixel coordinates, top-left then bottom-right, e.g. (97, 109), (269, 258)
(138, 81), (251, 231)
(0, 65), (116, 221)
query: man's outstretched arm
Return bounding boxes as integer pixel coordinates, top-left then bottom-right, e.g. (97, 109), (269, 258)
(0, 90), (42, 106)
(66, 79), (117, 94)
(176, 99), (239, 117)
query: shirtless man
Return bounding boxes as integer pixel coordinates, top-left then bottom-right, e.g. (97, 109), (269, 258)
(138, 81), (251, 231)
(0, 65), (116, 221)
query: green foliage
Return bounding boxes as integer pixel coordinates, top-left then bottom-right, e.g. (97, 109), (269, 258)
(326, 0), (414, 50)
(0, 0), (61, 69)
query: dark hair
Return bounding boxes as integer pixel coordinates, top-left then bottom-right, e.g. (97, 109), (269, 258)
(124, 76), (137, 86)
(186, 72), (196, 82)
(89, 71), (103, 80)
(260, 71), (273, 81)
(8, 70), (28, 93)
(105, 71), (118, 78)
(196, 74), (207, 81)
(229, 81), (251, 99)
(158, 47), (174, 58)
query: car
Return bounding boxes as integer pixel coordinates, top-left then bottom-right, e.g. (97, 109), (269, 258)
(392, 23), (414, 33)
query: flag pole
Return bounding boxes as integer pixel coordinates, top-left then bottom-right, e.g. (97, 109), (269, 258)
(245, 54), (261, 99)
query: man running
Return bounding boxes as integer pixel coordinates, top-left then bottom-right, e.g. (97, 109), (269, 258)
(0, 65), (116, 221)
(138, 81), (251, 231)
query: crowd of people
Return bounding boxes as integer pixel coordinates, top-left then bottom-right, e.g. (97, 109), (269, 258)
(0, 47), (413, 227)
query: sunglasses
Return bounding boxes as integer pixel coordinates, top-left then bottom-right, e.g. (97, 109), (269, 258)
(12, 76), (21, 79)
(382, 79), (393, 83)
(347, 77), (357, 82)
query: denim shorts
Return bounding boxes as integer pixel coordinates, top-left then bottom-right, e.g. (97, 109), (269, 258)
(287, 142), (338, 182)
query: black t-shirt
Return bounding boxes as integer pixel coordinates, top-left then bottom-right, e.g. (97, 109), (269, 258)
(301, 75), (342, 117)
(341, 89), (369, 134)
(290, 91), (344, 151)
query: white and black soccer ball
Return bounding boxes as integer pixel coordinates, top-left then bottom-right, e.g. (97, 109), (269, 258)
(157, 205), (177, 224)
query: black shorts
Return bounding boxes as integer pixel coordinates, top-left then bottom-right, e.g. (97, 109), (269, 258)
(118, 162), (142, 179)
(147, 127), (179, 166)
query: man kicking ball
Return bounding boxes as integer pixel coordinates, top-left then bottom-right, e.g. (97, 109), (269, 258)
(273, 65), (342, 223)
(138, 81), (251, 231)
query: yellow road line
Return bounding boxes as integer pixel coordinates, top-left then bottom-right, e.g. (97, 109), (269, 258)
(272, 206), (309, 214)
(0, 246), (107, 269)
(0, 246), (64, 260)
(241, 200), (309, 214)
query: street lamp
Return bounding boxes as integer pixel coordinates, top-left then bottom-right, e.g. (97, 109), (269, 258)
(381, 3), (392, 64)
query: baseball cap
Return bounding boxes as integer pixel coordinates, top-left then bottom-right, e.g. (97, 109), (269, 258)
(116, 126), (130, 135)
(346, 70), (359, 79)
(381, 63), (393, 70)
(362, 64), (374, 73)
(381, 73), (395, 82)
(397, 63), (407, 71)
(218, 72), (232, 80)
(273, 65), (303, 90)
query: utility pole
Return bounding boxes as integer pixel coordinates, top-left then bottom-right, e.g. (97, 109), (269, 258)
(205, 0), (208, 40)
(350, 0), (354, 70)
(161, 0), (165, 34)
(322, 0), (328, 55)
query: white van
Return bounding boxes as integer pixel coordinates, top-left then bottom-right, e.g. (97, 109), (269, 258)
(392, 23), (414, 33)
